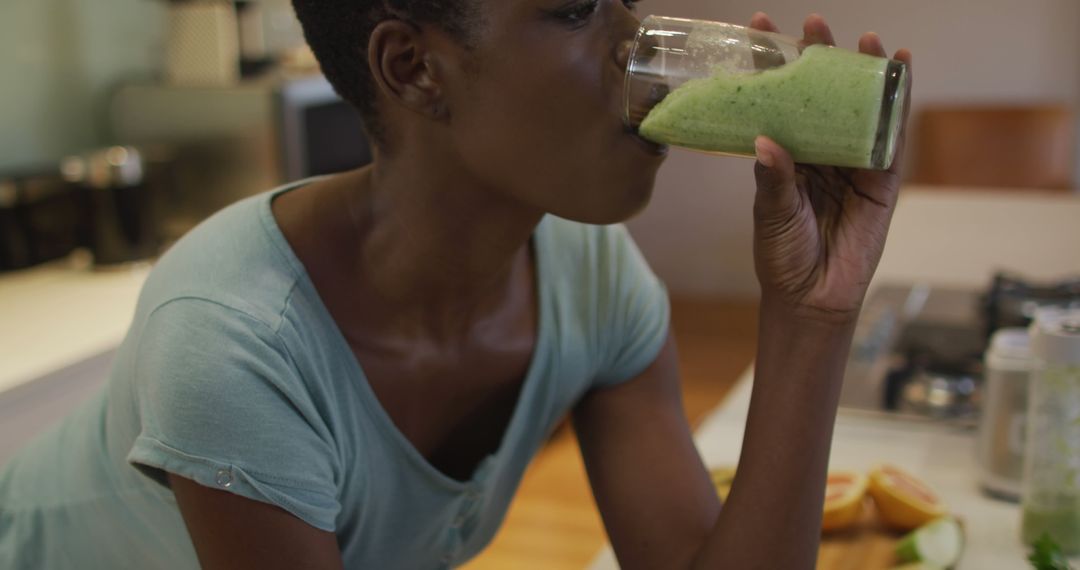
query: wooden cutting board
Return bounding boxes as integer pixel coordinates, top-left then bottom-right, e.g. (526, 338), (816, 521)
(817, 498), (907, 570)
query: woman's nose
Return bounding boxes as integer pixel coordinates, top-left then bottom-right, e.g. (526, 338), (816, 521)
(611, 2), (643, 71)
(614, 39), (634, 72)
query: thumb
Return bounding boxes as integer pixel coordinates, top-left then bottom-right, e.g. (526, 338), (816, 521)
(753, 136), (799, 223)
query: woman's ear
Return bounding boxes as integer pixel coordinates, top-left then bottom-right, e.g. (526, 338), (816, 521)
(368, 20), (447, 120)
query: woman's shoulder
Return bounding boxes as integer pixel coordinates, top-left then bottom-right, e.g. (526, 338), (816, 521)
(539, 215), (638, 260)
(136, 189), (304, 334)
(537, 216), (669, 388)
(538, 216), (651, 283)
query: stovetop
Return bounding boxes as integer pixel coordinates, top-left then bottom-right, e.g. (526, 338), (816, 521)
(838, 274), (1080, 428)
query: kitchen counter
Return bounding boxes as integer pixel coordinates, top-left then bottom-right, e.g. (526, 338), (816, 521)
(3, 186), (1077, 398)
(587, 368), (1027, 570)
(0, 260), (151, 464)
(590, 186), (1080, 569)
(0, 260), (150, 395)
(874, 186), (1080, 287)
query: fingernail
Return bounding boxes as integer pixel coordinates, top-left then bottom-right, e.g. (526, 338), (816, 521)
(755, 137), (775, 168)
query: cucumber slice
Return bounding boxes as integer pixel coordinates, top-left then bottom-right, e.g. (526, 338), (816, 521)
(895, 517), (964, 568)
(891, 564), (944, 570)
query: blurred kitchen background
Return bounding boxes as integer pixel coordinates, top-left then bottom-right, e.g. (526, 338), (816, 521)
(1, 0), (1079, 568)
(0, 0), (1077, 288)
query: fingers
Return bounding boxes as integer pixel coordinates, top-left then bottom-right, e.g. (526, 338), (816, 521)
(753, 136), (800, 222)
(803, 14), (835, 46)
(748, 14), (785, 70)
(750, 12), (780, 33)
(858, 32), (886, 57)
(761, 13), (892, 58)
(893, 48), (913, 66)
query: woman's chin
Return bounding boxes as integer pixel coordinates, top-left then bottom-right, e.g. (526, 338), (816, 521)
(552, 183), (656, 225)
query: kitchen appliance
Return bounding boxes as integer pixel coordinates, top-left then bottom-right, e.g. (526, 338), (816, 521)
(164, 0), (305, 85)
(0, 146), (177, 273)
(60, 146), (166, 266)
(839, 274), (1080, 428)
(109, 73), (372, 241)
(166, 0), (241, 86)
(235, 0), (275, 76)
(1021, 308), (1080, 553)
(977, 328), (1032, 501)
(985, 273), (1080, 337)
(840, 284), (984, 426)
(0, 169), (86, 272)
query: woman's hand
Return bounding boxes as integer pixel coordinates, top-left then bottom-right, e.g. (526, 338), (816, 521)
(749, 13), (913, 323)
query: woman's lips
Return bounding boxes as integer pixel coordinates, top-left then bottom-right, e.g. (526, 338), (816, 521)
(626, 126), (669, 157)
(622, 82), (670, 158)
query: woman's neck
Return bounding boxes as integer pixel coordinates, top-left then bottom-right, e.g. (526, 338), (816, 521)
(342, 147), (543, 339)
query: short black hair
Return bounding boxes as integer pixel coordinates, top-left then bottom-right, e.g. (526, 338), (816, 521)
(291, 1), (479, 144)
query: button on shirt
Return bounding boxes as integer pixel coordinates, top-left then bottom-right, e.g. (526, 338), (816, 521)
(0, 179), (670, 569)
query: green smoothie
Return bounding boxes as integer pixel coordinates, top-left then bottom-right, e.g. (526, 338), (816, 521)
(638, 44), (903, 169)
(1022, 499), (1080, 555)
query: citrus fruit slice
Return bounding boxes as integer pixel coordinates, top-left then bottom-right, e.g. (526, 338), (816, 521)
(822, 470), (869, 532)
(709, 466), (737, 501)
(895, 517), (964, 568)
(868, 464), (948, 530)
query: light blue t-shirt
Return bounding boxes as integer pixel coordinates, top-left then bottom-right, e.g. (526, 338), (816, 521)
(0, 180), (669, 569)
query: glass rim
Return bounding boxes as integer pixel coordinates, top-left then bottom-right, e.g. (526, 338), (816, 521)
(622, 17), (650, 129)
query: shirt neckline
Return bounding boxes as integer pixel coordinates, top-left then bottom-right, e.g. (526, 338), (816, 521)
(257, 179), (551, 492)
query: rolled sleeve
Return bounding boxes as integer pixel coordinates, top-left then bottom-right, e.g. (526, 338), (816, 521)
(591, 225), (671, 388)
(127, 298), (342, 531)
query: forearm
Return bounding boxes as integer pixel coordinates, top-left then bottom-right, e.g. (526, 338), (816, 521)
(691, 297), (856, 570)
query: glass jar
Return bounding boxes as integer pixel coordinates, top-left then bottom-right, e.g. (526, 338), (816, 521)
(624, 16), (908, 170)
(1021, 308), (1080, 553)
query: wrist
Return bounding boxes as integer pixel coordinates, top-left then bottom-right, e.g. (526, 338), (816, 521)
(759, 293), (861, 331)
(754, 297), (858, 392)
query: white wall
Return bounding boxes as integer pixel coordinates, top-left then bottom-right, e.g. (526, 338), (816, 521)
(0, 0), (166, 171)
(0, 0), (304, 173)
(627, 0), (1080, 298)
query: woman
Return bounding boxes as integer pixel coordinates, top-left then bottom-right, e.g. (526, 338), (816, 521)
(0, 1), (912, 568)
